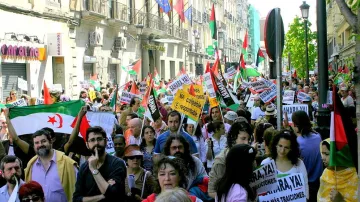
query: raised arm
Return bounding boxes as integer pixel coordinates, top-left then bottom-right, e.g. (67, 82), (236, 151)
(64, 106), (87, 153)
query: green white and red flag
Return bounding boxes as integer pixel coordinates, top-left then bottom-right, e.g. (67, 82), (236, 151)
(209, 4), (217, 40)
(127, 59), (142, 75)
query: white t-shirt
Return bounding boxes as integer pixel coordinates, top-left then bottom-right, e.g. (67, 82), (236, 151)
(216, 184), (248, 202)
(251, 107), (265, 120)
(341, 96), (355, 107)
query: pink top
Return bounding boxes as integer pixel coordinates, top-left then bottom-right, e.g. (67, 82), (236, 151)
(216, 184), (248, 202)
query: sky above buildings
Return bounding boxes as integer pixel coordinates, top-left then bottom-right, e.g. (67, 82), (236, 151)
(248, 0), (317, 32)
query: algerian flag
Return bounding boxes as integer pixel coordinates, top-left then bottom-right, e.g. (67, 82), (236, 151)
(9, 100), (84, 136)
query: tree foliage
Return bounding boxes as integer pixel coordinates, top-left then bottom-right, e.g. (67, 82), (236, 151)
(283, 16), (317, 79)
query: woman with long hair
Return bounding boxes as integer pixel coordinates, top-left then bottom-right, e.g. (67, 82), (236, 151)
(292, 110), (323, 201)
(140, 126), (157, 172)
(254, 123), (274, 164)
(205, 121), (227, 172)
(261, 130), (309, 199)
(215, 144), (256, 202)
(184, 122), (206, 165)
(208, 120), (253, 198)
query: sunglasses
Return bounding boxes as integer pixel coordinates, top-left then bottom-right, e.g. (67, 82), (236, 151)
(21, 195), (41, 202)
(127, 155), (142, 160)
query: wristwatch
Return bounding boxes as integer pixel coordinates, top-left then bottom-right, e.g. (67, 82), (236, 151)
(92, 169), (99, 175)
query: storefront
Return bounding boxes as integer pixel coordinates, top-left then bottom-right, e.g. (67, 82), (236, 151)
(1, 63), (27, 100)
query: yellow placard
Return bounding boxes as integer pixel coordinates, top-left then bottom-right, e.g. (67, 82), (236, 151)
(89, 90), (96, 101)
(209, 97), (219, 108)
(171, 89), (206, 121)
(183, 84), (205, 100)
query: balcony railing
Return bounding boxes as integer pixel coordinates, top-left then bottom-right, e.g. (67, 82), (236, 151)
(133, 10), (170, 33)
(110, 1), (129, 22)
(85, 0), (108, 17)
(182, 28), (189, 41)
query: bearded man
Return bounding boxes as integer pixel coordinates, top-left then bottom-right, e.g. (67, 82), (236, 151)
(0, 155), (23, 202)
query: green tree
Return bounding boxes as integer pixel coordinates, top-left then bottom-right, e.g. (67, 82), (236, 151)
(283, 16), (317, 79)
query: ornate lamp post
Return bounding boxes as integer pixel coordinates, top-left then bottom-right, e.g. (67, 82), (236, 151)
(300, 1), (310, 85)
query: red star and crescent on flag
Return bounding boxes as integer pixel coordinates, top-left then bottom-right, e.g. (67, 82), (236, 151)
(47, 114), (64, 128)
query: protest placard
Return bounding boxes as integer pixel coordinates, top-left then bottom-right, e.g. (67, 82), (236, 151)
(209, 97), (219, 108)
(283, 90), (295, 105)
(36, 98), (44, 105)
(120, 91), (138, 104)
(139, 81), (147, 94)
(8, 99), (27, 107)
(241, 81), (250, 89)
(17, 78), (28, 91)
(224, 67), (236, 79)
(246, 93), (258, 108)
(89, 90), (97, 101)
(166, 95), (174, 104)
(147, 88), (161, 121)
(282, 104), (308, 123)
(168, 74), (192, 94)
(250, 160), (278, 195)
(297, 92), (311, 102)
(259, 84), (277, 103)
(259, 173), (306, 202)
(203, 72), (216, 98)
(183, 84), (205, 100)
(250, 80), (268, 93)
(171, 89), (206, 120)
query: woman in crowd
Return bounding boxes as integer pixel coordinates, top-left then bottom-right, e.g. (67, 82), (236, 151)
(140, 126), (157, 173)
(19, 181), (45, 202)
(9, 90), (17, 103)
(254, 123), (274, 165)
(151, 117), (168, 138)
(208, 120), (253, 198)
(215, 144), (256, 202)
(124, 145), (156, 201)
(261, 130), (309, 199)
(142, 156), (202, 202)
(155, 188), (193, 202)
(292, 111), (323, 201)
(184, 122), (206, 165)
(205, 121), (227, 172)
(202, 107), (230, 139)
(317, 138), (358, 201)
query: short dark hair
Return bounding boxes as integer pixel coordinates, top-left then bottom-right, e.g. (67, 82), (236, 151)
(140, 126), (157, 150)
(227, 121), (253, 148)
(207, 121), (224, 134)
(127, 113), (139, 119)
(42, 127), (55, 139)
(291, 110), (312, 136)
(113, 134), (125, 142)
(32, 129), (52, 142)
(130, 97), (139, 107)
(0, 155), (22, 171)
(270, 130), (300, 165)
(86, 126), (107, 142)
(167, 110), (181, 121)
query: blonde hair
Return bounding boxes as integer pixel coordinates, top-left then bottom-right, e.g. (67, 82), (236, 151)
(155, 188), (192, 202)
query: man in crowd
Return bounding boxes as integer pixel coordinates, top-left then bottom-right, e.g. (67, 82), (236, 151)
(24, 129), (78, 202)
(340, 87), (355, 108)
(73, 126), (126, 202)
(124, 113), (139, 145)
(0, 155), (23, 202)
(113, 135), (126, 158)
(251, 98), (266, 125)
(154, 111), (198, 156)
(119, 97), (140, 129)
(223, 111), (238, 125)
(127, 118), (142, 145)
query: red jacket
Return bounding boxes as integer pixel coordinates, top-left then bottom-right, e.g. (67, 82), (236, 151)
(142, 193), (197, 202)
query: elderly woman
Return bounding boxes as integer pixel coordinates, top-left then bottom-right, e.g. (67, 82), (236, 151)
(124, 145), (156, 201)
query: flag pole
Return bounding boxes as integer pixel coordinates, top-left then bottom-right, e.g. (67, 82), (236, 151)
(139, 115), (146, 140)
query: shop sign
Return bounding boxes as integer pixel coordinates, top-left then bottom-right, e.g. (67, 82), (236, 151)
(1, 44), (46, 60)
(206, 45), (214, 56)
(142, 44), (165, 52)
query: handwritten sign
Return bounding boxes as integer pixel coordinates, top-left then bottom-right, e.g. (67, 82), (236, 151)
(250, 160), (278, 195)
(171, 89), (205, 121)
(17, 78), (28, 91)
(259, 84), (277, 103)
(8, 99), (27, 107)
(259, 173), (306, 202)
(283, 90), (295, 105)
(250, 80), (268, 93)
(203, 72), (216, 98)
(168, 74), (192, 94)
(282, 104), (308, 123)
(120, 91), (138, 104)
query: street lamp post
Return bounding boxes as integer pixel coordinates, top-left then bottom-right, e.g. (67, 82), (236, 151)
(300, 1), (310, 85)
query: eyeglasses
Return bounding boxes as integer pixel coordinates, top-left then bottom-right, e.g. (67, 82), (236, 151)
(21, 195), (41, 202)
(88, 137), (105, 143)
(127, 155), (142, 160)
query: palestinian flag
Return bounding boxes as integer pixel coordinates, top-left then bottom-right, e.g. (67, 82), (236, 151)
(233, 67), (241, 93)
(205, 61), (218, 92)
(256, 48), (265, 67)
(329, 85), (358, 171)
(209, 4), (217, 40)
(128, 59), (142, 75)
(9, 100), (84, 136)
(242, 30), (248, 60)
(109, 84), (118, 111)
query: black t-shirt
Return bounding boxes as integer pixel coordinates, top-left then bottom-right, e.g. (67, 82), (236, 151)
(73, 154), (127, 202)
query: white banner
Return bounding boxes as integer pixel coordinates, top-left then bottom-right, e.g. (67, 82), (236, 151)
(17, 78), (28, 91)
(203, 72), (216, 98)
(259, 173), (306, 202)
(9, 99), (27, 107)
(282, 104), (309, 123)
(224, 67), (236, 79)
(168, 74), (192, 94)
(283, 90), (295, 105)
(250, 80), (269, 93)
(259, 84), (277, 103)
(120, 91), (138, 104)
(250, 160), (278, 195)
(246, 93), (258, 108)
(36, 98), (44, 105)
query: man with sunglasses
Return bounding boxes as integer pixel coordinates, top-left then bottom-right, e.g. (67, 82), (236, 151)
(73, 126), (127, 202)
(0, 155), (24, 202)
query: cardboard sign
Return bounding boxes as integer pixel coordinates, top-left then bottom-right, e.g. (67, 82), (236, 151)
(297, 92), (311, 102)
(250, 80), (269, 93)
(171, 89), (205, 120)
(36, 98), (44, 105)
(259, 84), (277, 103)
(224, 67), (236, 79)
(282, 104), (309, 123)
(139, 81), (147, 94)
(246, 93), (258, 108)
(259, 173), (306, 202)
(183, 84), (205, 100)
(250, 160), (278, 195)
(120, 91), (138, 104)
(168, 74), (192, 94)
(17, 78), (28, 91)
(9, 99), (27, 107)
(203, 72), (216, 98)
(283, 90), (295, 105)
